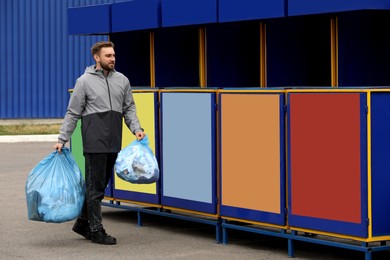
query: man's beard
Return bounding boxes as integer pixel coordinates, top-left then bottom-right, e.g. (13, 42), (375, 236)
(101, 62), (115, 71)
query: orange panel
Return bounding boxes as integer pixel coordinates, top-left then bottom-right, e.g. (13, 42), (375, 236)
(221, 94), (281, 213)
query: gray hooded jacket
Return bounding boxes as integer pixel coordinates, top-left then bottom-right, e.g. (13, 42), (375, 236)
(58, 65), (143, 153)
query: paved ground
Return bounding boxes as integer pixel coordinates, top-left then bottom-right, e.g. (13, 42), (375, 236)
(1, 141), (389, 260)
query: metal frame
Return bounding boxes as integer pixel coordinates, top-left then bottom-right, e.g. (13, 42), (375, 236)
(102, 200), (222, 243)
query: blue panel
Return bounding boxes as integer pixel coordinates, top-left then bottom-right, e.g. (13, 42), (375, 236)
(162, 0), (217, 27)
(162, 197), (215, 213)
(219, 0), (285, 23)
(289, 0), (390, 16)
(371, 92), (390, 236)
(112, 0), (161, 32)
(68, 4), (111, 35)
(289, 215), (367, 237)
(220, 206), (284, 226)
(113, 189), (160, 205)
(161, 92), (216, 214)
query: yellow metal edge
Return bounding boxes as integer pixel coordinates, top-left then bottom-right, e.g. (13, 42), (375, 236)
(218, 89), (286, 94)
(162, 206), (219, 219)
(260, 22), (267, 88)
(290, 227), (372, 242)
(368, 88), (390, 92)
(366, 235), (390, 242)
(367, 92), (373, 239)
(284, 93), (289, 228)
(144, 89), (390, 94)
(103, 197), (161, 209)
(159, 89), (218, 93)
(215, 93), (221, 216)
(330, 16), (338, 87)
(133, 89), (159, 93)
(222, 216), (287, 230)
(199, 27), (207, 88)
(286, 89), (373, 93)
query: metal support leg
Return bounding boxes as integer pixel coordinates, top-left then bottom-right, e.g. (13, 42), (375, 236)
(216, 220), (222, 244)
(360, 242), (371, 260)
(137, 211), (142, 227)
(364, 251), (372, 260)
(288, 231), (297, 258)
(288, 238), (295, 258)
(222, 220), (228, 245)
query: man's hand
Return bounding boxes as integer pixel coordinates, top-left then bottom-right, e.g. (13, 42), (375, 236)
(54, 143), (64, 153)
(135, 131), (145, 141)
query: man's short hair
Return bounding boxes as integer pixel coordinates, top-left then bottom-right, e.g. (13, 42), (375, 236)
(91, 41), (114, 57)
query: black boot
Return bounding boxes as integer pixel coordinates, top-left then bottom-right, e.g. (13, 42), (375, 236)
(91, 229), (117, 245)
(72, 218), (91, 240)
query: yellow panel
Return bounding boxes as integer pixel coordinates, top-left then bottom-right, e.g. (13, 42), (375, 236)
(221, 94), (281, 213)
(115, 92), (157, 194)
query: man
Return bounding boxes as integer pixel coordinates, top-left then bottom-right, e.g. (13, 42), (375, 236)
(54, 41), (145, 245)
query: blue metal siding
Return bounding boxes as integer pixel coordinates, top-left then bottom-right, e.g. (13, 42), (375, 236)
(218, 0), (286, 23)
(68, 4), (112, 35)
(0, 0), (112, 119)
(162, 0), (217, 27)
(111, 0), (162, 32)
(288, 0), (390, 16)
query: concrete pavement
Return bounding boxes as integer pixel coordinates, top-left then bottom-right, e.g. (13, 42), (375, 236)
(0, 134), (57, 143)
(0, 142), (388, 259)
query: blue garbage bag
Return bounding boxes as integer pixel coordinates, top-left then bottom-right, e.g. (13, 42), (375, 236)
(25, 148), (85, 223)
(115, 135), (159, 184)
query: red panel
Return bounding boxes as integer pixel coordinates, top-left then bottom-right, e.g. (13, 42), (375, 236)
(290, 93), (361, 223)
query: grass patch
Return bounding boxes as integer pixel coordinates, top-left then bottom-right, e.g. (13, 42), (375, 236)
(0, 124), (61, 135)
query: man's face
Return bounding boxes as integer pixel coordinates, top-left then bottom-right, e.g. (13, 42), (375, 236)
(96, 47), (115, 71)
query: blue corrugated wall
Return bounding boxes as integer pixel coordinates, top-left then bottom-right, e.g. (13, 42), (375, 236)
(0, 0), (116, 119)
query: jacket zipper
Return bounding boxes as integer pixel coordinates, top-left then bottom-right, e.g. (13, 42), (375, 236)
(105, 73), (113, 149)
(105, 76), (113, 110)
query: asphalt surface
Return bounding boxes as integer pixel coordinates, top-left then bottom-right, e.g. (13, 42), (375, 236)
(1, 141), (389, 260)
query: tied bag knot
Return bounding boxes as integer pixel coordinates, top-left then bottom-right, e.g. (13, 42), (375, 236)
(115, 135), (159, 184)
(25, 148), (85, 223)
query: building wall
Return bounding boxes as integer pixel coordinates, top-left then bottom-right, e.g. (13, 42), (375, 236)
(0, 0), (114, 119)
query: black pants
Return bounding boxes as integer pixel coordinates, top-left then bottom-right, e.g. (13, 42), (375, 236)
(79, 153), (117, 232)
